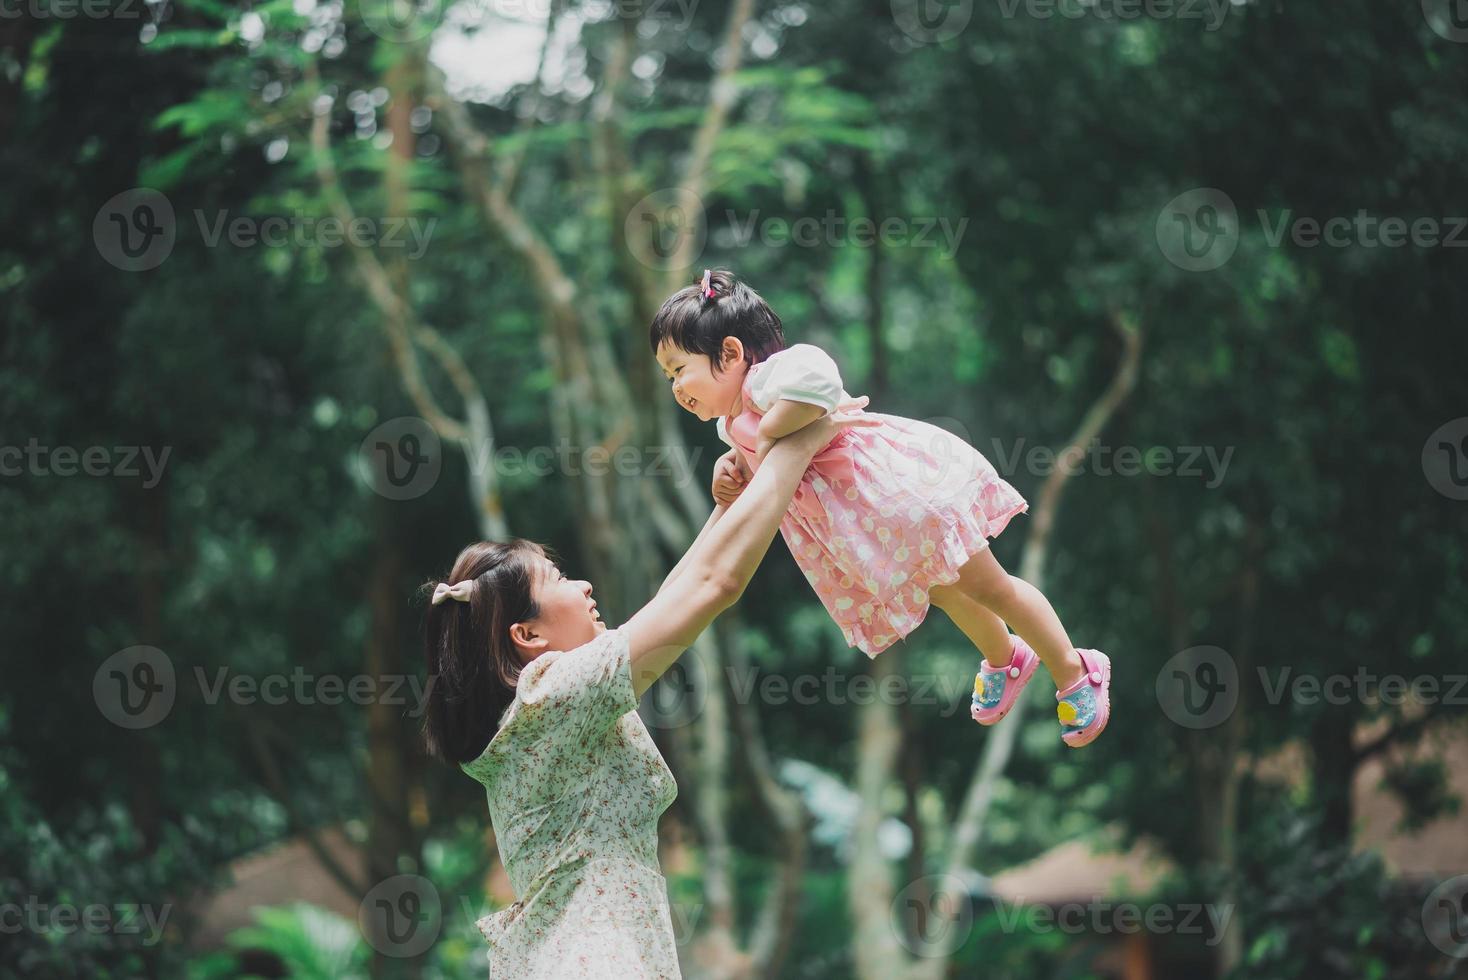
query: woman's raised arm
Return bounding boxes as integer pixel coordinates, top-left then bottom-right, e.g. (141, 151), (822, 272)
(621, 410), (872, 698)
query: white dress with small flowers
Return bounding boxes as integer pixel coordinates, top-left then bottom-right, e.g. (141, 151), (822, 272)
(717, 344), (1029, 657)
(461, 628), (681, 979)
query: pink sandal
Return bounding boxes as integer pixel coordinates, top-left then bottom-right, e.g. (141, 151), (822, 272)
(1055, 649), (1111, 748)
(971, 635), (1039, 725)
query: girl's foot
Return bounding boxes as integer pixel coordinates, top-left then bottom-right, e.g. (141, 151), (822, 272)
(971, 635), (1039, 725)
(1055, 649), (1111, 748)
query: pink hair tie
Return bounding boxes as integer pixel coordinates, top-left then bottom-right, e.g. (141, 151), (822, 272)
(700, 269), (714, 299)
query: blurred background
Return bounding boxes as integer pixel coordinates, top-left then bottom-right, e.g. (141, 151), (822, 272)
(3, 0), (1468, 977)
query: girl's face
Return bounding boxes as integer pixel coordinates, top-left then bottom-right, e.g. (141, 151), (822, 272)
(655, 338), (747, 421)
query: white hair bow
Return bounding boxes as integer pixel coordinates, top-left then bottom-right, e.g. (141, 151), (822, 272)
(432, 580), (474, 606)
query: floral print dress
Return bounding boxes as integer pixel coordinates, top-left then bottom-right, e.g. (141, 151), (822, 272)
(461, 628), (681, 978)
(717, 344), (1029, 657)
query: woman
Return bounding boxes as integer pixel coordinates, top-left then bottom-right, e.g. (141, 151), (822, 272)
(420, 406), (873, 978)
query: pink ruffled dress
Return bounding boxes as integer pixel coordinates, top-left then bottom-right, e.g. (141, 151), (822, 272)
(718, 344), (1028, 657)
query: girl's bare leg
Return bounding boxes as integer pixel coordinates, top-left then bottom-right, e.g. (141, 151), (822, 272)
(928, 582), (1015, 668)
(941, 547), (1086, 691)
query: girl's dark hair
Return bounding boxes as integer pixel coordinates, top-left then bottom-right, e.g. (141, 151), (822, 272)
(648, 268), (786, 373)
(420, 539), (546, 766)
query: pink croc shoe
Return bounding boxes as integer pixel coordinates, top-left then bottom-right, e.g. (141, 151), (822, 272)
(971, 635), (1039, 725)
(1055, 649), (1111, 748)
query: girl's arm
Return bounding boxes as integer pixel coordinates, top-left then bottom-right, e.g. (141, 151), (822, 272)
(757, 399), (826, 442)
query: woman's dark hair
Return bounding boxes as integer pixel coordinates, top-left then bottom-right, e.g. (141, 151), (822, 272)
(648, 268), (786, 373)
(420, 539), (546, 766)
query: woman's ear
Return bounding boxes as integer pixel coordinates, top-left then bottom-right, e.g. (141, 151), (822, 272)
(508, 621), (545, 663)
(721, 336), (745, 366)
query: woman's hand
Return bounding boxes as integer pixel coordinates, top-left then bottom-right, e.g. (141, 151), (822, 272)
(711, 448), (751, 506)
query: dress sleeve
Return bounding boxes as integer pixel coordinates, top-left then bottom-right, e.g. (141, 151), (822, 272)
(748, 344), (845, 415)
(508, 628), (637, 747)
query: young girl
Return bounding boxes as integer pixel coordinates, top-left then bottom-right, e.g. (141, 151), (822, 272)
(649, 269), (1112, 747)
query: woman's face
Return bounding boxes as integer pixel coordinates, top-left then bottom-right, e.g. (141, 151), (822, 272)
(515, 556), (604, 659)
(655, 338), (746, 422)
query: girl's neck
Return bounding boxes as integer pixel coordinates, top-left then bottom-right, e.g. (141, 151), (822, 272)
(730, 364), (754, 418)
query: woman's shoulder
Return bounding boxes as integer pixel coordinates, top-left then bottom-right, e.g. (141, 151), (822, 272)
(480, 629), (632, 748)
